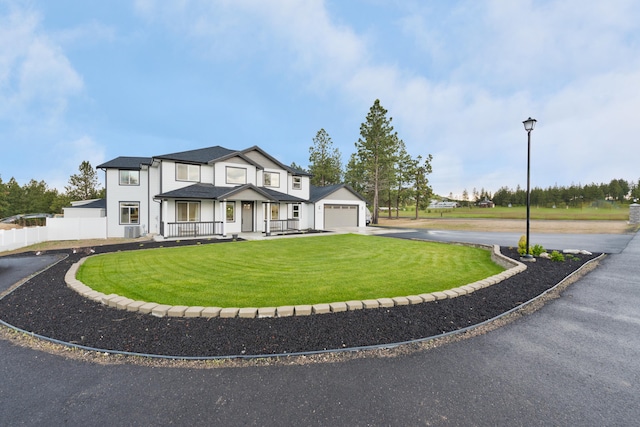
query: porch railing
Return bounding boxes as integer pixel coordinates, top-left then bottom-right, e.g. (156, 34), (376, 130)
(266, 219), (300, 233)
(165, 221), (223, 238)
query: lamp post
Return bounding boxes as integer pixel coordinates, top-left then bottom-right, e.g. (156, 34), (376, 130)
(522, 117), (537, 261)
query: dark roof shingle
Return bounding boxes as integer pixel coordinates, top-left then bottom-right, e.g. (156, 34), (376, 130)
(97, 157), (153, 169)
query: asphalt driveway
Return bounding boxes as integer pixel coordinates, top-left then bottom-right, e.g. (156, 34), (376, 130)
(0, 253), (65, 293)
(1, 231), (638, 425)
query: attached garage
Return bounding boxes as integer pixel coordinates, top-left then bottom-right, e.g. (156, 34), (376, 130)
(310, 184), (368, 230)
(324, 204), (359, 228)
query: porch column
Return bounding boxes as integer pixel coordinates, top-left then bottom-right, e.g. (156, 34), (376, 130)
(221, 200), (227, 237)
(265, 202), (271, 236)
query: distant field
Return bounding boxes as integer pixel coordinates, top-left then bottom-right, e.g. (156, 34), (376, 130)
(381, 205), (630, 221)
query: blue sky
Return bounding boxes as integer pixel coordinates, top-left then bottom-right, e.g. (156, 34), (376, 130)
(2, 0), (639, 199)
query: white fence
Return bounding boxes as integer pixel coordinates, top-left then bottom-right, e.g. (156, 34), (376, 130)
(0, 217), (107, 253)
(0, 226), (48, 252)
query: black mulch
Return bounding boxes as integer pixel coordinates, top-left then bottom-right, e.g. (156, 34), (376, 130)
(0, 239), (600, 358)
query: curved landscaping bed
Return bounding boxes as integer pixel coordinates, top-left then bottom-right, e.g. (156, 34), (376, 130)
(0, 238), (600, 358)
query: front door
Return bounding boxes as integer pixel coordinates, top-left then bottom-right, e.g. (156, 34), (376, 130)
(241, 201), (254, 232)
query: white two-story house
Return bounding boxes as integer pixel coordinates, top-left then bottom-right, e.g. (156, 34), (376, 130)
(97, 145), (368, 239)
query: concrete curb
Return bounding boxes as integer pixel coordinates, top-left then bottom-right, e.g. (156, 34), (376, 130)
(65, 244), (526, 319)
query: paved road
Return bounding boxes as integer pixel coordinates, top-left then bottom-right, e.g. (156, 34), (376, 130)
(376, 228), (635, 254)
(1, 232), (639, 425)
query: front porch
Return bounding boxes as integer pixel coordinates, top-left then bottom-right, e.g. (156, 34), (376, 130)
(162, 219), (304, 239)
(164, 221), (224, 238)
(264, 219), (300, 235)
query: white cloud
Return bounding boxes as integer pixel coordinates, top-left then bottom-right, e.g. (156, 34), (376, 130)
(78, 0), (640, 196)
(0, 5), (83, 123)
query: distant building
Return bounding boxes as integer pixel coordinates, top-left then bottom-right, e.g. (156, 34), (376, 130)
(428, 200), (459, 209)
(477, 199), (495, 208)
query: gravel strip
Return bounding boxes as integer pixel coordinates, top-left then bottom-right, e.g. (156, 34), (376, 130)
(0, 239), (600, 358)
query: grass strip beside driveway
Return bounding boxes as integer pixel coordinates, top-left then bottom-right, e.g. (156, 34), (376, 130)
(77, 234), (504, 307)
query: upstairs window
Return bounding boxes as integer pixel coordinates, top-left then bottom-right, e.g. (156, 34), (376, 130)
(176, 163), (200, 182)
(119, 170), (139, 186)
(226, 167), (246, 185)
(263, 171), (280, 188)
(292, 176), (302, 190)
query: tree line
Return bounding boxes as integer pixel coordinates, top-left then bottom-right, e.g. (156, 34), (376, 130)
(5, 98), (638, 224)
(0, 161), (103, 221)
(487, 179), (640, 208)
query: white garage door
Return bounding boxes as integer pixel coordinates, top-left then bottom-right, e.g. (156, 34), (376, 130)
(324, 204), (358, 228)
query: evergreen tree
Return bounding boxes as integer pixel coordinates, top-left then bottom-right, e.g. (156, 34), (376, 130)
(65, 161), (102, 201)
(308, 128), (342, 186)
(414, 154), (433, 219)
(0, 177), (8, 218)
(354, 99), (400, 224)
(344, 153), (367, 196)
(5, 178), (24, 216)
(23, 180), (58, 213)
(392, 141), (415, 219)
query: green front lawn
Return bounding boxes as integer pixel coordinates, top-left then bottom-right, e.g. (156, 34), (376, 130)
(77, 234), (504, 307)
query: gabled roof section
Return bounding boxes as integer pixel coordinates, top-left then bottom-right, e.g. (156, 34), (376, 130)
(289, 166), (312, 177)
(261, 187), (307, 203)
(207, 151), (264, 169)
(155, 183), (308, 203)
(240, 145), (312, 175)
(309, 184), (368, 203)
(97, 157), (153, 170)
(154, 146), (236, 164)
(155, 184), (236, 200)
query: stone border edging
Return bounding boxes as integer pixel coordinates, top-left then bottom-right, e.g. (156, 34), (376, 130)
(65, 244), (526, 319)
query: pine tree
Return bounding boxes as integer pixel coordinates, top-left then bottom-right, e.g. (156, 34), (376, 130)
(65, 161), (101, 201)
(354, 100), (400, 224)
(414, 154), (433, 219)
(308, 128), (342, 186)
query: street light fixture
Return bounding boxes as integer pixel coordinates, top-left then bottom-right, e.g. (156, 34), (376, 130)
(522, 117), (536, 261)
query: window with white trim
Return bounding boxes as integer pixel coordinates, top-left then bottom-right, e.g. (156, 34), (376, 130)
(292, 205), (300, 219)
(263, 171), (280, 187)
(226, 167), (246, 184)
(176, 163), (200, 182)
(176, 201), (200, 222)
(120, 202), (139, 224)
(119, 170), (139, 185)
(292, 176), (301, 190)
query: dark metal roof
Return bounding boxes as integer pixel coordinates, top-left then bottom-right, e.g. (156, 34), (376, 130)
(288, 166), (312, 176)
(97, 157), (153, 169)
(261, 187), (307, 203)
(154, 146), (236, 164)
(156, 183), (307, 203)
(309, 184), (367, 203)
(155, 184), (235, 200)
(66, 199), (106, 209)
